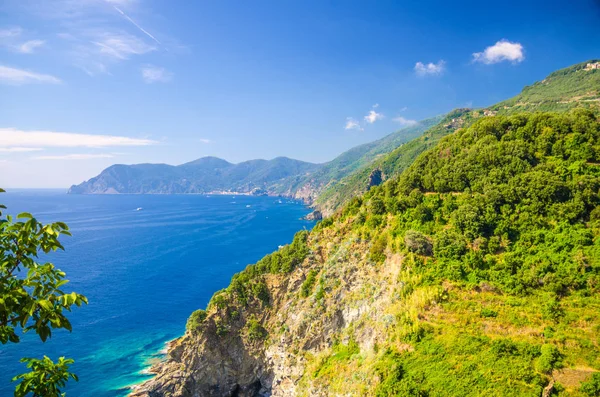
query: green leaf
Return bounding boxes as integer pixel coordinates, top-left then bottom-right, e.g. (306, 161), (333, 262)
(17, 212), (33, 219)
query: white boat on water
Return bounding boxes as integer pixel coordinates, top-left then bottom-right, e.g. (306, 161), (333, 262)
(136, 207), (143, 211)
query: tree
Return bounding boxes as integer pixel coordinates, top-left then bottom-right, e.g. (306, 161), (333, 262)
(0, 189), (87, 396)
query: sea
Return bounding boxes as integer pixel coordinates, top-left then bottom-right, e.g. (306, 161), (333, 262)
(0, 189), (314, 396)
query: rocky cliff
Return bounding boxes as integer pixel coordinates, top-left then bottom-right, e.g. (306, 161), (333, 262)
(132, 229), (408, 397)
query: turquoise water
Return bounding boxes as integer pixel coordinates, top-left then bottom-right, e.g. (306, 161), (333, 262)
(0, 190), (313, 396)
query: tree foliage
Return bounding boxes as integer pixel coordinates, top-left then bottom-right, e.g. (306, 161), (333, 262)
(1, 190), (86, 396)
(12, 356), (77, 397)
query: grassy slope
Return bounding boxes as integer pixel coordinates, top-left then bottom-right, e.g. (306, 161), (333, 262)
(316, 60), (600, 215)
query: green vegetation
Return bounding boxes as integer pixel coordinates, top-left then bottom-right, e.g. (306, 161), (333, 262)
(192, 230), (311, 332)
(300, 269), (318, 297)
(494, 60), (600, 114)
(186, 309), (207, 331)
(0, 189), (87, 396)
(247, 317), (268, 341)
(309, 109), (600, 395)
(581, 373), (600, 396)
(12, 357), (78, 397)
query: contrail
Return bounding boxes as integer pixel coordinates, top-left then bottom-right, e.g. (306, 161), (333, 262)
(113, 6), (161, 45)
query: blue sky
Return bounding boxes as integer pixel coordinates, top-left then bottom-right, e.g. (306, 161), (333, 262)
(1, 0), (599, 188)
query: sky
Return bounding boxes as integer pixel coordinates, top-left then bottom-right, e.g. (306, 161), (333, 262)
(1, 0), (599, 188)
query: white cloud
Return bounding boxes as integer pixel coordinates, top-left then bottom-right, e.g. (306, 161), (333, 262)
(393, 117), (418, 127)
(0, 65), (61, 85)
(93, 33), (155, 60)
(141, 65), (172, 83)
(31, 154), (115, 160)
(0, 147), (43, 152)
(414, 60), (446, 76)
(18, 40), (45, 54)
(0, 27), (45, 54)
(345, 117), (362, 131)
(198, 138), (212, 144)
(0, 128), (157, 148)
(473, 40), (524, 64)
(364, 110), (384, 124)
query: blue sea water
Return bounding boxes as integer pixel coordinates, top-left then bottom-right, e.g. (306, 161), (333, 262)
(0, 190), (313, 396)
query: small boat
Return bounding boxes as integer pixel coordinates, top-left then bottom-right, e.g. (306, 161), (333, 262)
(136, 207), (143, 211)
(246, 205), (251, 208)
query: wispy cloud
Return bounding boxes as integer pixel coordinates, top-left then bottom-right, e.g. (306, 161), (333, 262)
(19, 0), (179, 77)
(473, 40), (524, 64)
(345, 117), (362, 131)
(65, 31), (156, 75)
(414, 60), (446, 76)
(18, 40), (45, 53)
(393, 116), (418, 127)
(141, 65), (172, 83)
(0, 128), (157, 147)
(31, 153), (115, 160)
(0, 65), (61, 85)
(0, 27), (45, 54)
(198, 138), (212, 144)
(0, 147), (43, 152)
(93, 32), (155, 60)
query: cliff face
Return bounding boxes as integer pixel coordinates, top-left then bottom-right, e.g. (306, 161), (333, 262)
(132, 231), (406, 397)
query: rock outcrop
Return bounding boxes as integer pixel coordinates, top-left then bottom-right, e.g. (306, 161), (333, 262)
(131, 232), (408, 397)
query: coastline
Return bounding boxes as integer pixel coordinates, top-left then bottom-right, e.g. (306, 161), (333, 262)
(125, 197), (316, 396)
(126, 338), (180, 395)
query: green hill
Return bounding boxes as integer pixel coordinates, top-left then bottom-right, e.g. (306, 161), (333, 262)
(134, 108), (600, 397)
(315, 60), (600, 215)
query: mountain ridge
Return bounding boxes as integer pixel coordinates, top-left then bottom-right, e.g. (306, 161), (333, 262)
(67, 156), (320, 195)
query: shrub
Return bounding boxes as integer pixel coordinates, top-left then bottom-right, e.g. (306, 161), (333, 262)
(404, 230), (433, 256)
(536, 344), (562, 374)
(247, 318), (267, 341)
(542, 298), (564, 322)
(480, 308), (498, 318)
(215, 321), (229, 337)
(251, 280), (270, 305)
(186, 309), (207, 331)
(370, 234), (388, 263)
(301, 269), (318, 297)
(581, 373), (600, 396)
(370, 196), (386, 215)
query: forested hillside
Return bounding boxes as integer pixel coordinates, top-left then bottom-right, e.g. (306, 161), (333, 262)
(134, 109), (600, 397)
(316, 60), (600, 215)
